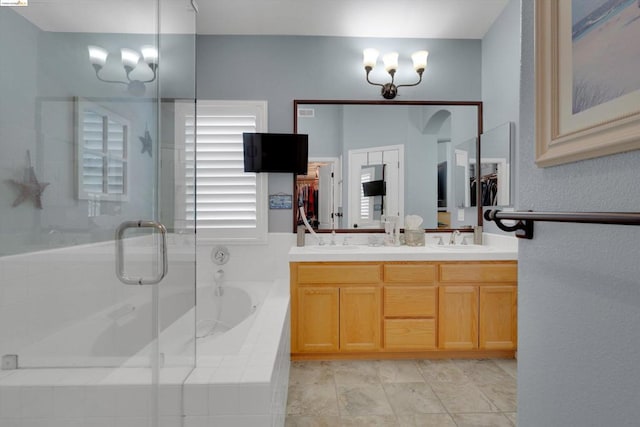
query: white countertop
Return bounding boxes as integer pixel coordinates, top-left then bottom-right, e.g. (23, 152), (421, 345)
(288, 233), (518, 262)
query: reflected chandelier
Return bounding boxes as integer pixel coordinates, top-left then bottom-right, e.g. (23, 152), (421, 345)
(363, 49), (428, 99)
(88, 45), (158, 96)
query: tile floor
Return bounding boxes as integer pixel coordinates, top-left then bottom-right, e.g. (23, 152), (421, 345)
(286, 358), (516, 427)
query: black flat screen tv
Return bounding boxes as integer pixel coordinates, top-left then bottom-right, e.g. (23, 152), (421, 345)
(243, 133), (308, 174)
(362, 180), (386, 197)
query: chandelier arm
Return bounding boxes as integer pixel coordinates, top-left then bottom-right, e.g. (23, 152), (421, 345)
(365, 68), (385, 88)
(395, 71), (424, 89)
(138, 67), (158, 84)
(94, 72), (129, 85)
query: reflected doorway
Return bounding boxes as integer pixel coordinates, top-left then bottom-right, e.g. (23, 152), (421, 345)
(296, 157), (341, 230)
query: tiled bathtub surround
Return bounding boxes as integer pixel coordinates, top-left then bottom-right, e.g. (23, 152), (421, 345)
(182, 306), (290, 426)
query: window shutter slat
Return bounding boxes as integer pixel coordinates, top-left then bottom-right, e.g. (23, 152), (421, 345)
(185, 104), (262, 230)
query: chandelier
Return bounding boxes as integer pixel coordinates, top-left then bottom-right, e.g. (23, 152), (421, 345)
(88, 45), (158, 96)
(363, 49), (428, 99)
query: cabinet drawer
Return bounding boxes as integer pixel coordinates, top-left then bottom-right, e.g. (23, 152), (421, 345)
(384, 319), (436, 350)
(440, 263), (517, 283)
(384, 286), (436, 317)
(384, 264), (435, 283)
(297, 263), (381, 284)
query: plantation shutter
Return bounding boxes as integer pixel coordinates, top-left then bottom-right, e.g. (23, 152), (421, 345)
(106, 118), (126, 195)
(81, 110), (105, 194)
(360, 170), (372, 221)
(181, 101), (268, 241)
(77, 101), (128, 201)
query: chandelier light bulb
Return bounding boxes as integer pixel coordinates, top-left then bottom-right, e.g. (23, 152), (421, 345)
(411, 50), (429, 72)
(383, 52), (399, 74)
(362, 48), (379, 69)
(121, 48), (141, 70)
(88, 45), (108, 68)
(141, 45), (158, 65)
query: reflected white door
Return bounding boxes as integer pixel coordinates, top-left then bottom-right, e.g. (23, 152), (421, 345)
(317, 164), (334, 229)
(348, 145), (404, 229)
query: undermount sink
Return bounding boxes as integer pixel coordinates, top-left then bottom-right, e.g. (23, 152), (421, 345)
(306, 245), (360, 251)
(428, 244), (492, 251)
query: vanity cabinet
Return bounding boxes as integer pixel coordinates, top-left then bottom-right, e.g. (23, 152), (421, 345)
(438, 286), (478, 350)
(292, 263), (381, 353)
(438, 262), (518, 351)
(340, 287), (381, 351)
(479, 285), (518, 350)
(290, 260), (517, 359)
(296, 287), (339, 352)
(383, 263), (437, 351)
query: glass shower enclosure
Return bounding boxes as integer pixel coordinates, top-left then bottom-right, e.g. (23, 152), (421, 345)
(0, 0), (196, 425)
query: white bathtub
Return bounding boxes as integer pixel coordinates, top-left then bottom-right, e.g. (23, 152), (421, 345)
(195, 280), (270, 360)
(0, 278), (291, 426)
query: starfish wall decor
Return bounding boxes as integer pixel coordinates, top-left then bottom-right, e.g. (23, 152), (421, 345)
(139, 126), (153, 157)
(6, 150), (49, 209)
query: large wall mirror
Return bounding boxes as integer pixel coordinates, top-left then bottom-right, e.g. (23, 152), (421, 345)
(293, 100), (484, 232)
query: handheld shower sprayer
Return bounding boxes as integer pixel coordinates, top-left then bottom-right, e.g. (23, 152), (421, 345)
(298, 205), (324, 245)
(214, 269), (224, 296)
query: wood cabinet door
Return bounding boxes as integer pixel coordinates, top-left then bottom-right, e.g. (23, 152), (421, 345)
(340, 287), (381, 352)
(479, 285), (517, 350)
(297, 287), (339, 352)
(438, 286), (479, 350)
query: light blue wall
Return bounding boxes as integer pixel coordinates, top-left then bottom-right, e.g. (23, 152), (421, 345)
(448, 105), (483, 228)
(37, 32), (157, 249)
(481, 0), (521, 232)
(0, 9), (41, 253)
(0, 7), (195, 255)
(196, 35), (482, 231)
(300, 104), (343, 158)
(482, 0), (521, 132)
(518, 2), (640, 426)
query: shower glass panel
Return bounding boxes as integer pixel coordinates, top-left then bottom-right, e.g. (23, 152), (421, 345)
(157, 0), (198, 377)
(0, 0), (196, 425)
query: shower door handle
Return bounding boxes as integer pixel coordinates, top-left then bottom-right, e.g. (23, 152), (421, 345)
(115, 220), (168, 285)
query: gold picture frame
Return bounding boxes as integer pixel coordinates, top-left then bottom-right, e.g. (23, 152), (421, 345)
(536, 0), (640, 167)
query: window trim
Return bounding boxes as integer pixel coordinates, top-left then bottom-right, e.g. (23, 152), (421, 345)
(174, 100), (268, 244)
(75, 98), (129, 202)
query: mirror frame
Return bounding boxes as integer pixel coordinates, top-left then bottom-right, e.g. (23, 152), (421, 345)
(293, 99), (483, 232)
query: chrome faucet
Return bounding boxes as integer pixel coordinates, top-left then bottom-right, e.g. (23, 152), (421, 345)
(449, 230), (461, 245)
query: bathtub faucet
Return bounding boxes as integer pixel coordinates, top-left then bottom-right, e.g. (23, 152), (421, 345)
(214, 269), (224, 296)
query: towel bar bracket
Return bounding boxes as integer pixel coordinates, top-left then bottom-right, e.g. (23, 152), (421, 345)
(484, 210), (534, 239)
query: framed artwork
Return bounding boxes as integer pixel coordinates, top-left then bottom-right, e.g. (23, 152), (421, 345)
(536, 0), (640, 167)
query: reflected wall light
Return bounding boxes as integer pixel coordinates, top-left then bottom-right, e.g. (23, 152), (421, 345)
(88, 45), (158, 96)
(363, 49), (428, 99)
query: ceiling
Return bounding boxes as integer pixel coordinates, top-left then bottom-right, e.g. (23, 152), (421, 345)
(197, 0), (510, 39)
(13, 0), (509, 39)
